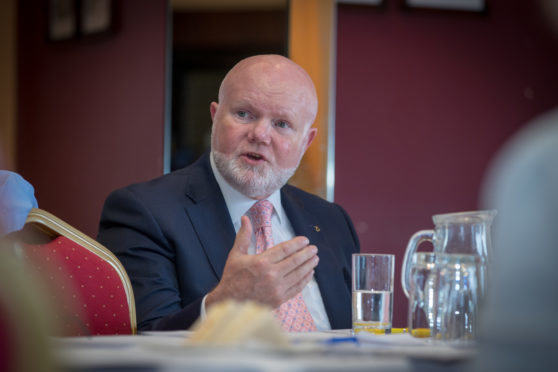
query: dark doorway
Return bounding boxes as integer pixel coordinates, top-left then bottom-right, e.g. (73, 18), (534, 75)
(171, 7), (288, 170)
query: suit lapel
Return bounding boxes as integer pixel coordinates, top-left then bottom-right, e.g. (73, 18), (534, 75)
(181, 156), (351, 328)
(182, 154), (236, 279)
(281, 188), (351, 329)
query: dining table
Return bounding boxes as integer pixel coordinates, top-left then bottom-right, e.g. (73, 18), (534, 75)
(51, 329), (476, 372)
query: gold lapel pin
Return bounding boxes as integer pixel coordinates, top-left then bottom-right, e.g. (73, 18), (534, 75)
(313, 225), (320, 232)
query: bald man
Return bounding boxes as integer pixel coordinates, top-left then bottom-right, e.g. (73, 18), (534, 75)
(98, 55), (360, 331)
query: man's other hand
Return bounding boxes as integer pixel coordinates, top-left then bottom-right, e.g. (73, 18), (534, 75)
(205, 215), (319, 309)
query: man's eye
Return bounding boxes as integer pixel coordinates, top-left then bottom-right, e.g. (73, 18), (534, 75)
(275, 120), (289, 129)
(237, 110), (249, 119)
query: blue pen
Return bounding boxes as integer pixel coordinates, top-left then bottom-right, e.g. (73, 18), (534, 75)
(323, 336), (359, 345)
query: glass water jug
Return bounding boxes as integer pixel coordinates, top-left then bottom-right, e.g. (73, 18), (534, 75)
(401, 210), (496, 301)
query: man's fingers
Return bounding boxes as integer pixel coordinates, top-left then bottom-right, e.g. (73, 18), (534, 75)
(274, 243), (318, 275)
(283, 269), (315, 301)
(281, 253), (319, 289)
(264, 236), (311, 263)
(230, 215), (252, 256)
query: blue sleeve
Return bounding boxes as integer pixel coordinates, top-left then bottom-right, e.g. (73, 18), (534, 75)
(0, 171), (38, 236)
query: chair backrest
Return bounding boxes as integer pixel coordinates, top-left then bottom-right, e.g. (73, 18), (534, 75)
(18, 208), (136, 336)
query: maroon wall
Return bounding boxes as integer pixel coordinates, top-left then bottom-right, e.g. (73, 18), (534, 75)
(335, 0), (558, 326)
(17, 0), (168, 237)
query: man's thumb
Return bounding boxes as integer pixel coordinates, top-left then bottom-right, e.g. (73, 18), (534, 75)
(231, 215), (252, 255)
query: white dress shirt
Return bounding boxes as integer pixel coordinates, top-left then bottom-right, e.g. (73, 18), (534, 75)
(200, 152), (331, 330)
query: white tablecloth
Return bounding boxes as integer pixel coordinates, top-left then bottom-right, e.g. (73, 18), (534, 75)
(52, 329), (475, 371)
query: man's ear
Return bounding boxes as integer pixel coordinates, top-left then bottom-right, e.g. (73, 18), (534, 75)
(210, 102), (219, 121)
(304, 127), (318, 152)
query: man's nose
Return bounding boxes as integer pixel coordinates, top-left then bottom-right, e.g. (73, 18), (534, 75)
(248, 119), (271, 144)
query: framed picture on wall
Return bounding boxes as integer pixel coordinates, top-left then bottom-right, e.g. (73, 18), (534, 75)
(80, 0), (114, 36)
(48, 0), (116, 41)
(337, 0), (384, 5)
(48, 0), (77, 41)
(405, 0), (485, 12)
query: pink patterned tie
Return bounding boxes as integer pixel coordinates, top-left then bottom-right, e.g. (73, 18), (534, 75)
(247, 200), (317, 332)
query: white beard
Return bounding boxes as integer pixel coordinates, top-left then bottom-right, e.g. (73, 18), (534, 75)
(213, 150), (298, 199)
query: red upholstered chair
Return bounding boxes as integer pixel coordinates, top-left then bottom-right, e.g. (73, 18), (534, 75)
(19, 208), (136, 336)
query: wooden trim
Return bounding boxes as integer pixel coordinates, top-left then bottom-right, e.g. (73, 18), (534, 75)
(0, 0), (16, 169)
(288, 0), (336, 201)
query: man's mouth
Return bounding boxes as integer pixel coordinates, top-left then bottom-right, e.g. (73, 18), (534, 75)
(243, 152), (266, 162)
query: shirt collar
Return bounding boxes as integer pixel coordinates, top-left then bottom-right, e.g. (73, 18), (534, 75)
(210, 152), (284, 230)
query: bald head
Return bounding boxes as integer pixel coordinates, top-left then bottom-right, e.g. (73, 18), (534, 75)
(218, 55), (318, 127)
(209, 54), (319, 199)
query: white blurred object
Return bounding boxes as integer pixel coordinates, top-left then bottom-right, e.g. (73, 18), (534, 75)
(188, 300), (290, 348)
(475, 108), (558, 370)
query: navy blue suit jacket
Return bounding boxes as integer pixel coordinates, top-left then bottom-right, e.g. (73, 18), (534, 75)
(98, 153), (360, 331)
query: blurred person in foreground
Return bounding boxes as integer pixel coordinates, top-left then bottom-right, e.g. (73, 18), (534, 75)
(0, 170), (38, 237)
(472, 1), (558, 369)
(98, 55), (360, 332)
(0, 249), (58, 372)
(0, 170), (55, 371)
(474, 108), (558, 371)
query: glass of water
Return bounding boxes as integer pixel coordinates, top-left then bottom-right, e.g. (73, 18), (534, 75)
(352, 253), (395, 334)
